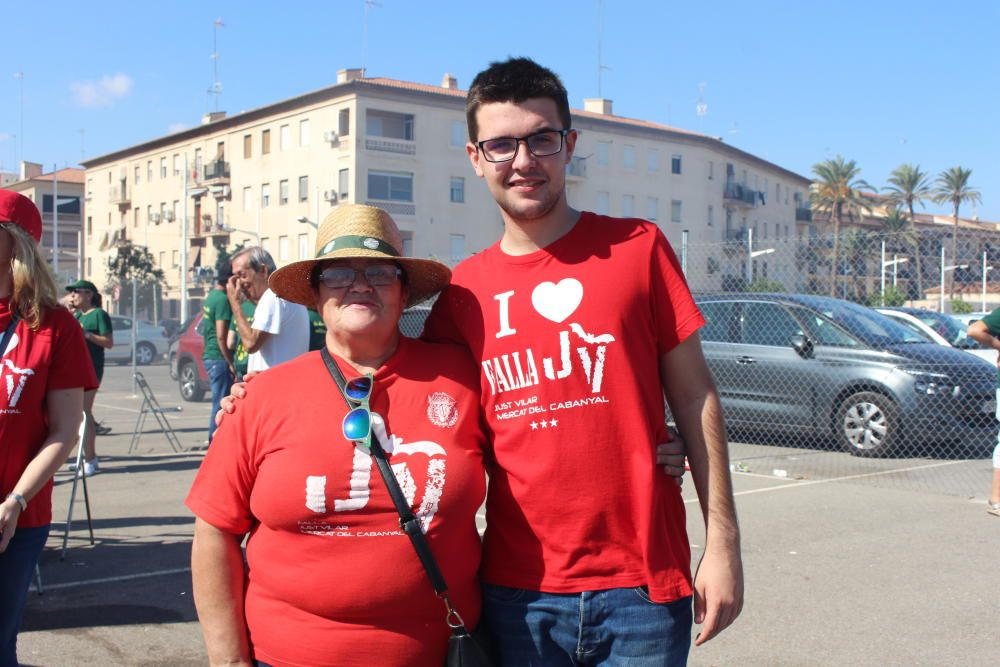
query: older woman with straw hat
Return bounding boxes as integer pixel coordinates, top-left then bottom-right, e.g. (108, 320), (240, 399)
(187, 204), (488, 667)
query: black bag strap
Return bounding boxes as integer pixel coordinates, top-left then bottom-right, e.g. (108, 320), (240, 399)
(0, 312), (19, 359)
(319, 348), (469, 630)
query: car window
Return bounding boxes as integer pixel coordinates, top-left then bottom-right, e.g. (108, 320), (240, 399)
(740, 302), (803, 347)
(112, 317), (132, 330)
(698, 301), (737, 343)
(789, 306), (861, 347)
(889, 316), (936, 343)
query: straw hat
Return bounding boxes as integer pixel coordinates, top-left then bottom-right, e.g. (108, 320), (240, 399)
(269, 204), (451, 308)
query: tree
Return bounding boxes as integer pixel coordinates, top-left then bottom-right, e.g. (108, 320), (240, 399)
(810, 156), (873, 297)
(106, 240), (166, 317)
(883, 164), (931, 297)
(877, 208), (916, 295)
(932, 166), (982, 299)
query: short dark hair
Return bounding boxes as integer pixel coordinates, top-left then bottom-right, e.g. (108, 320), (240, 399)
(466, 57), (571, 142)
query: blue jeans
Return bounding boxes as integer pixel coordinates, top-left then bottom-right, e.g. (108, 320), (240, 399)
(482, 584), (692, 666)
(0, 524), (50, 667)
(205, 359), (233, 442)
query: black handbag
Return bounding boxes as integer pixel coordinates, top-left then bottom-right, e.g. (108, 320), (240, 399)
(320, 350), (495, 667)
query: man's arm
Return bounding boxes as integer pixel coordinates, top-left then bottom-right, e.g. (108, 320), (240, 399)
(968, 320), (1000, 367)
(226, 277), (271, 354)
(191, 518), (252, 667)
(215, 318), (234, 369)
(660, 332), (743, 646)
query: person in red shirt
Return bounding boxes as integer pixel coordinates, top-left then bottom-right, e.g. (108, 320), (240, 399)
(0, 190), (97, 666)
(418, 58), (743, 665)
(187, 205), (487, 666)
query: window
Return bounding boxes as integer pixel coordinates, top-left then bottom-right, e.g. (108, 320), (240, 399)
(172, 250), (179, 267)
(172, 200), (179, 221)
(450, 120), (466, 147)
(339, 169), (350, 198)
(338, 109), (350, 136)
(671, 200), (682, 223)
(708, 160), (714, 180)
(147, 161), (153, 180)
(262, 129), (271, 154)
(280, 124), (290, 151)
(159, 251), (165, 270)
(86, 258), (92, 277)
(647, 149), (660, 172)
(133, 208), (139, 227)
(243, 186), (253, 211)
(147, 204), (152, 222)
(160, 157), (167, 178)
(741, 303), (803, 347)
(623, 145), (636, 170)
(298, 233), (309, 259)
(194, 148), (202, 170)
(596, 192), (610, 215)
(646, 197), (659, 222)
(261, 183), (271, 207)
(366, 110), (414, 140)
(173, 154), (180, 175)
(699, 301), (737, 343)
(597, 141), (610, 166)
(299, 119), (310, 146)
(279, 179), (289, 205)
(400, 232), (413, 257)
(671, 154), (682, 175)
(216, 201), (225, 229)
(261, 237), (270, 255)
(449, 234), (465, 263)
(708, 205), (714, 227)
(298, 176), (309, 202)
(775, 182), (781, 201)
(134, 165), (140, 184)
(86, 216), (92, 237)
(368, 171), (413, 201)
(450, 177), (465, 203)
(278, 235), (290, 261)
(622, 194), (634, 218)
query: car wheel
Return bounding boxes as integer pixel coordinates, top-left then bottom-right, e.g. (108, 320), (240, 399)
(135, 342), (156, 365)
(179, 361), (206, 402)
(835, 391), (900, 458)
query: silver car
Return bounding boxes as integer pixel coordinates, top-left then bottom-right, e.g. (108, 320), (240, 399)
(107, 316), (170, 365)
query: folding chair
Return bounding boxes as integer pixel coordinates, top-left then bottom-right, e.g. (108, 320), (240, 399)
(128, 371), (183, 453)
(61, 411), (95, 559)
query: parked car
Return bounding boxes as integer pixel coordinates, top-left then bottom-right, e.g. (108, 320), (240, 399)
(168, 313), (209, 402)
(951, 311), (991, 328)
(875, 307), (996, 364)
(107, 316), (171, 365)
(695, 293), (997, 458)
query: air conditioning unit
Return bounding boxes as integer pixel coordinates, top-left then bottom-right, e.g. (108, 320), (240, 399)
(323, 190), (338, 203)
(323, 130), (339, 144)
(164, 211), (176, 222)
(150, 213), (161, 224)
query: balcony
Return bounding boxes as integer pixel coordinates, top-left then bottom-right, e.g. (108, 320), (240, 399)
(365, 200), (415, 217)
(365, 137), (416, 155)
(565, 156), (587, 181)
(109, 185), (130, 206)
(202, 160), (230, 184)
(723, 182), (759, 208)
(795, 207), (812, 222)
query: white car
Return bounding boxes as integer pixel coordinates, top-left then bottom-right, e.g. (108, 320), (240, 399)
(107, 316), (170, 365)
(875, 307), (996, 365)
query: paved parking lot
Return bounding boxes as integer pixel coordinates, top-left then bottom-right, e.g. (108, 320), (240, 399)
(17, 364), (998, 666)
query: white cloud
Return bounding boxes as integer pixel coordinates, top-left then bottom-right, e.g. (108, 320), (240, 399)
(167, 122), (189, 134)
(71, 73), (133, 108)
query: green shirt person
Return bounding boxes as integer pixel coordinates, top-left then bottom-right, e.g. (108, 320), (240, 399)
(202, 283), (234, 366)
(229, 301), (256, 380)
(67, 280), (113, 384)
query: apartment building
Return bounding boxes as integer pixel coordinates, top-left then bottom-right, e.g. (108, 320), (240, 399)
(4, 162), (85, 285)
(81, 68), (809, 318)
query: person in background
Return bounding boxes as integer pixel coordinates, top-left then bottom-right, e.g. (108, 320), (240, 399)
(227, 298), (256, 382)
(202, 267), (234, 442)
(0, 190), (96, 665)
(227, 246), (309, 372)
(307, 307), (327, 351)
(967, 314), (1000, 516)
(66, 279), (113, 475)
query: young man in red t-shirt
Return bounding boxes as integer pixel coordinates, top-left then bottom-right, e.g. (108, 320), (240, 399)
(421, 57), (743, 665)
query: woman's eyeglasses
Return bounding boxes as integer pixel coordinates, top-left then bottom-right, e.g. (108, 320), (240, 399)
(342, 374), (374, 446)
(318, 266), (401, 290)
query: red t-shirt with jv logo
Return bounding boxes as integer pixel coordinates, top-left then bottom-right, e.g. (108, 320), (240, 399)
(1, 299), (97, 528)
(423, 213), (704, 603)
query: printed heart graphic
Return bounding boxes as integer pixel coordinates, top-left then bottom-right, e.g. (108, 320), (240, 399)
(531, 279), (583, 323)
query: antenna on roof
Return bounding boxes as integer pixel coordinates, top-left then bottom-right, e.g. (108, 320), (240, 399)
(209, 19), (225, 112)
(596, 0), (611, 98)
(362, 0), (383, 77)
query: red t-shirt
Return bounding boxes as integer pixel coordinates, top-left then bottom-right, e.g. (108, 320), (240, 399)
(1, 299), (97, 528)
(423, 213), (704, 603)
(186, 338), (487, 667)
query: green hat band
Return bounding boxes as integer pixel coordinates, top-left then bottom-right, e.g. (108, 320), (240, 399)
(316, 235), (400, 259)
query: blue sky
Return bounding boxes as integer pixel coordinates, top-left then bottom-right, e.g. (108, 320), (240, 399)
(4, 1), (999, 219)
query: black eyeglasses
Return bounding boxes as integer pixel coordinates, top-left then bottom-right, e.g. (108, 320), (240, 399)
(342, 374), (374, 447)
(318, 265), (401, 290)
(476, 129), (570, 163)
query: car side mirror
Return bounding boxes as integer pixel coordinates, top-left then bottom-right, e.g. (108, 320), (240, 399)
(790, 334), (813, 358)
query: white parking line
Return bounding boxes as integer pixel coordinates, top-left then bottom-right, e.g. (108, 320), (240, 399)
(30, 567), (191, 592)
(684, 459), (971, 503)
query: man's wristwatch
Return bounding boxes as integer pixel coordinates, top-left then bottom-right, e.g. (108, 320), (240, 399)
(6, 492), (27, 512)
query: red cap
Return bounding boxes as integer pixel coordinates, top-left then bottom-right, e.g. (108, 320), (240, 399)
(0, 189), (43, 242)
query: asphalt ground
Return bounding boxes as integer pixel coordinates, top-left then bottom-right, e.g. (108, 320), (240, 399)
(16, 363), (999, 666)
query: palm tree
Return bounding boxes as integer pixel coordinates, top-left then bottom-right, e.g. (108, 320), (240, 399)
(810, 156), (873, 297)
(839, 227), (874, 301)
(932, 166), (982, 299)
(878, 208), (917, 297)
(883, 164), (930, 297)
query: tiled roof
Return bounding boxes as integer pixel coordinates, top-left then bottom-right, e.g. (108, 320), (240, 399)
(34, 168), (85, 184)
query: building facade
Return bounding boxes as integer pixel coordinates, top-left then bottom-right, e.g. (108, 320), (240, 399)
(81, 68), (809, 318)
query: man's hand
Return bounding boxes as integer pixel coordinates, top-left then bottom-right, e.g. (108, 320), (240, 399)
(214, 372), (259, 427)
(656, 428), (686, 485)
(693, 544), (744, 646)
(225, 275), (244, 306)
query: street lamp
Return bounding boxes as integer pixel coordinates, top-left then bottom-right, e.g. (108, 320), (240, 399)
(296, 216), (318, 229)
(939, 245), (968, 313)
(879, 240), (909, 305)
(219, 225), (260, 242)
